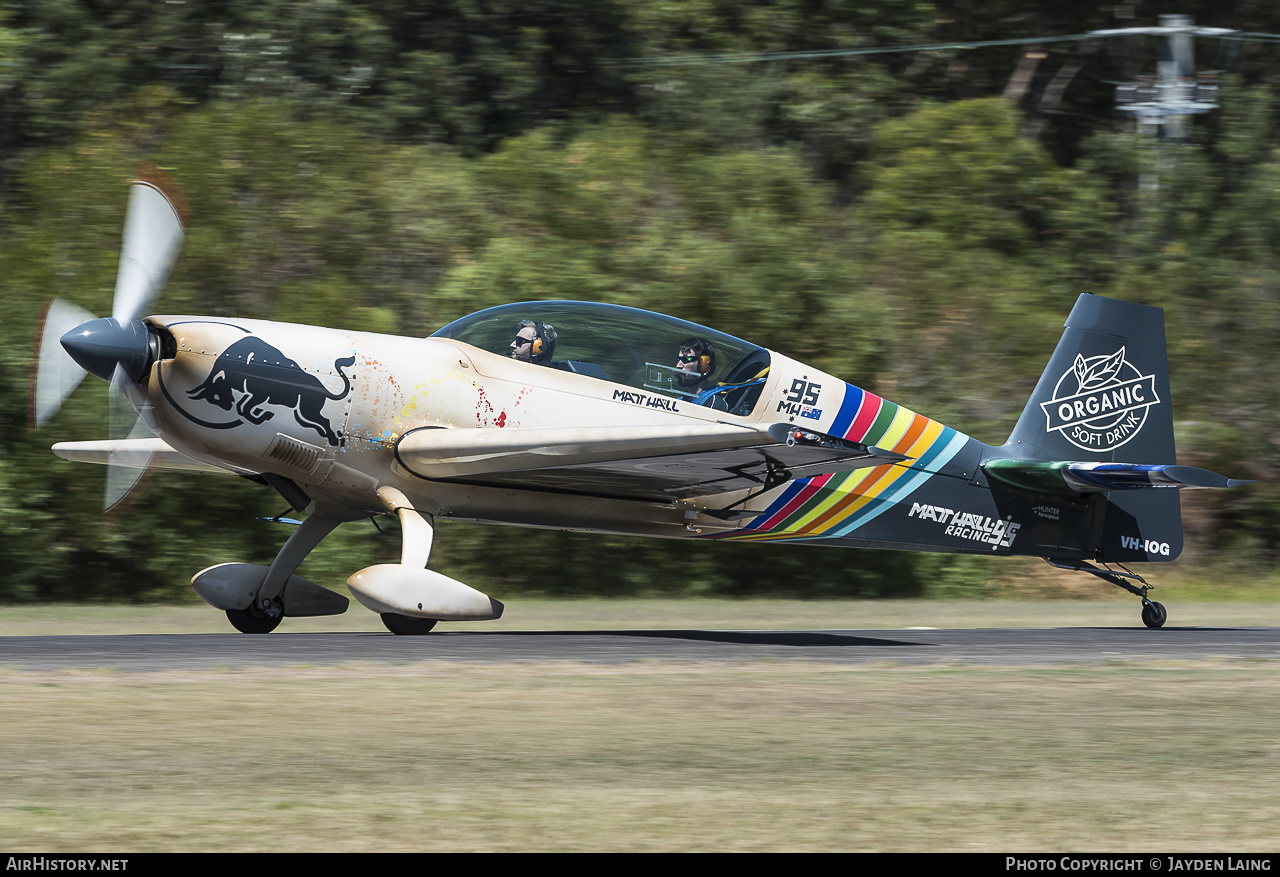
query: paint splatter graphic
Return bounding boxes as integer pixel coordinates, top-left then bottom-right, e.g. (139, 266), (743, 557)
(472, 382), (528, 428)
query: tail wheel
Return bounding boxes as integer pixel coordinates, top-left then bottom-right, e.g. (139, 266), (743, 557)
(1141, 600), (1168, 629)
(381, 613), (438, 635)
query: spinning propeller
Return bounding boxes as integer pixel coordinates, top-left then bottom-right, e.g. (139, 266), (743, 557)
(29, 163), (189, 510)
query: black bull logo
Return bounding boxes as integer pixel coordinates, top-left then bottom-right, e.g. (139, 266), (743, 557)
(187, 337), (355, 447)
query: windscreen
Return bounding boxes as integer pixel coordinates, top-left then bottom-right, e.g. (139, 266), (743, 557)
(432, 301), (771, 416)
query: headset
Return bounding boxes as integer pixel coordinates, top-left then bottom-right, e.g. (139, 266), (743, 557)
(530, 322), (546, 357)
(517, 320), (555, 363)
(677, 337), (716, 385)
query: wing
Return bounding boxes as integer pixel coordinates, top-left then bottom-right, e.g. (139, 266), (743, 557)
(52, 438), (241, 474)
(395, 423), (908, 502)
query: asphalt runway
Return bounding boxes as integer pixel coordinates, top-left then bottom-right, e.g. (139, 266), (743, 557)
(1, 626), (1278, 671)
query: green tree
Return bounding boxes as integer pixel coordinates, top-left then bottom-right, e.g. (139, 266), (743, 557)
(857, 97), (1114, 439)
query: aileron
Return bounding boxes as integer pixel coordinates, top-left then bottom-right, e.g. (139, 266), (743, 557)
(396, 423), (907, 501)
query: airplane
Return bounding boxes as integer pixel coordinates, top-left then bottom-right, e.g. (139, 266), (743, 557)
(32, 166), (1250, 634)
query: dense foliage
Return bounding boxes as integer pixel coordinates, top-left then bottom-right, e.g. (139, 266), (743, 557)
(1, 1), (1277, 601)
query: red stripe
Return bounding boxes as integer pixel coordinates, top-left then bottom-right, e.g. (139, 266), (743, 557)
(845, 394), (882, 442)
(804, 462), (898, 530)
(752, 472), (835, 531)
(805, 417), (927, 530)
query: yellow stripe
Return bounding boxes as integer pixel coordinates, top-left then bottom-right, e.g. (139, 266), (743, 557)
(805, 467), (892, 535)
(784, 467), (876, 533)
(725, 530), (804, 543)
(805, 407), (920, 535)
(736, 417), (952, 542)
(784, 407), (932, 535)
(904, 418), (945, 463)
(810, 418), (948, 536)
(877, 406), (919, 453)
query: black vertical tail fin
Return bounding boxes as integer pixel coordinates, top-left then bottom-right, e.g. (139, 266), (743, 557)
(1000, 294), (1182, 561)
(1005, 294), (1174, 464)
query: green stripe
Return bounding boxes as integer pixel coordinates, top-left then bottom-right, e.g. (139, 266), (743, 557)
(782, 471), (853, 524)
(865, 400), (899, 445)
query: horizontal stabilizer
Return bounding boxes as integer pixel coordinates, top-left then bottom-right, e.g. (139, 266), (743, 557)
(984, 459), (1252, 495)
(53, 438), (237, 474)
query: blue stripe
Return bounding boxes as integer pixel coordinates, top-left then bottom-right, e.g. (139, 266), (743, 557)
(746, 426), (964, 534)
(751, 383), (861, 528)
(742, 480), (809, 530)
(829, 384), (864, 439)
(907, 425), (961, 472)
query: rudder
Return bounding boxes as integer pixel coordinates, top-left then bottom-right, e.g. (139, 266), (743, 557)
(998, 294), (1181, 562)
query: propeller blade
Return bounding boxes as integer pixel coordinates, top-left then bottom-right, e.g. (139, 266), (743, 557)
(29, 298), (97, 429)
(111, 163), (188, 324)
(104, 365), (158, 512)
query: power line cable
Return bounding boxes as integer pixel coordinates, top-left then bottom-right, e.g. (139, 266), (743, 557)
(607, 30), (1280, 69)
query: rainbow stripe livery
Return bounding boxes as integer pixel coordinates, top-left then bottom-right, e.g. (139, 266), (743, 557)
(725, 383), (972, 541)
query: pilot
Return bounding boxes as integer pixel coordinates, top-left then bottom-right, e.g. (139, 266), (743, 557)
(675, 337), (717, 398)
(510, 320), (557, 365)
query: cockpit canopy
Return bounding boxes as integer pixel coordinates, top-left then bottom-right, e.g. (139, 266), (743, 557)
(431, 301), (772, 416)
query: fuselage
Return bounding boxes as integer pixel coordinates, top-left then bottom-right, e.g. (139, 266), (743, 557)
(142, 313), (790, 536)
(137, 310), (1021, 552)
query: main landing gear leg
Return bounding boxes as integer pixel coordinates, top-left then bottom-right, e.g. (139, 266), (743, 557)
(226, 513), (344, 634)
(375, 485), (438, 635)
(1044, 558), (1167, 629)
(344, 488), (500, 633)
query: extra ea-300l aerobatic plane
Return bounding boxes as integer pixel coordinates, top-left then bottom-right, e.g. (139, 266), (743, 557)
(32, 168), (1249, 634)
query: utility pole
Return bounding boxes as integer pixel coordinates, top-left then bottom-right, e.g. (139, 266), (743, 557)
(1088, 14), (1232, 205)
(1093, 14), (1232, 140)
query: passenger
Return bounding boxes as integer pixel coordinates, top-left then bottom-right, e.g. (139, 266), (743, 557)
(675, 337), (717, 398)
(510, 320), (557, 365)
